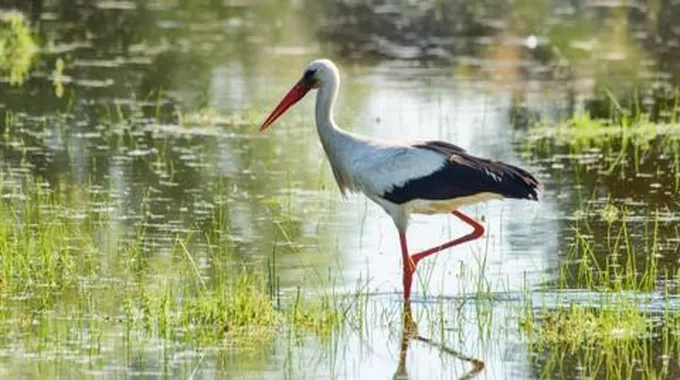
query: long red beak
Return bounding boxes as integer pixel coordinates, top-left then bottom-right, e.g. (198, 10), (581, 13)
(260, 81), (312, 131)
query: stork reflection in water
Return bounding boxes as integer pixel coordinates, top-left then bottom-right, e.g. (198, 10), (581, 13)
(393, 302), (485, 379)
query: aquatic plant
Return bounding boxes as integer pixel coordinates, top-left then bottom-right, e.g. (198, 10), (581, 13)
(519, 198), (677, 379)
(0, 11), (37, 85)
(0, 176), (345, 358)
(525, 108), (680, 195)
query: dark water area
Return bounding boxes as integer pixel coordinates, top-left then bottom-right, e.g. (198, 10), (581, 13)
(314, 0), (680, 118)
(0, 1), (679, 379)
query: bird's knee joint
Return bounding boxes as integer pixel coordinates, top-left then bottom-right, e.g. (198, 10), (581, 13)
(475, 224), (485, 237)
(405, 257), (417, 273)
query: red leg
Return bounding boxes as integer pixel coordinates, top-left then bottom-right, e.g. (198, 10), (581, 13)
(399, 210), (485, 301)
(410, 210), (485, 266)
(399, 232), (415, 302)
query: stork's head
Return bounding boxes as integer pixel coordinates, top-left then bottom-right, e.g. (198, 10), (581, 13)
(260, 59), (339, 131)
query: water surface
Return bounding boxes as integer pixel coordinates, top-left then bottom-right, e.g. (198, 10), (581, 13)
(1, 1), (679, 379)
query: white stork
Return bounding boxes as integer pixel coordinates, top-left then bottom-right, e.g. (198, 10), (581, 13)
(260, 59), (540, 301)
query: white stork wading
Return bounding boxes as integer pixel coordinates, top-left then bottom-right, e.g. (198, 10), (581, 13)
(260, 59), (540, 302)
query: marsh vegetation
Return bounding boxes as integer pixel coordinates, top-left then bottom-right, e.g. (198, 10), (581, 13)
(0, 1), (679, 379)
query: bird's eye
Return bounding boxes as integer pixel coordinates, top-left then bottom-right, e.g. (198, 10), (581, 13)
(302, 69), (318, 87)
(303, 69), (317, 80)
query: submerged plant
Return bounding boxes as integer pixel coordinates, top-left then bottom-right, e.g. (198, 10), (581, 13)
(0, 11), (37, 85)
(528, 303), (648, 351)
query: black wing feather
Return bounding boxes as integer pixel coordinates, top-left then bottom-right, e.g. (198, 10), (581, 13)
(382, 141), (540, 204)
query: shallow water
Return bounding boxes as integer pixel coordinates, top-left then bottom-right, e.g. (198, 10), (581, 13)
(1, 1), (679, 379)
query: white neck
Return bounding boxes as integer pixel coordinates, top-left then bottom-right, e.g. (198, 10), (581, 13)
(315, 76), (340, 138)
(313, 70), (363, 195)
